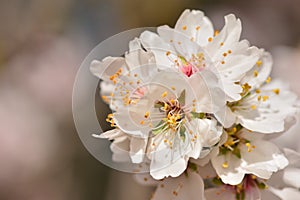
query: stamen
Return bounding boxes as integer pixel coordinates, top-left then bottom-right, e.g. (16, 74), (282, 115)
(222, 161), (229, 168)
(273, 88), (280, 95)
(256, 60), (262, 67)
(162, 91), (168, 98)
(266, 77), (271, 83)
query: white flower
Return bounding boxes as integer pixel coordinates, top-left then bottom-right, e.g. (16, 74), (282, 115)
(217, 77), (298, 133)
(205, 148), (300, 200)
(140, 9), (261, 102)
(111, 69), (223, 179)
(265, 148), (300, 200)
(91, 36), (225, 179)
(90, 38), (156, 111)
(211, 128), (288, 185)
(135, 169), (206, 200)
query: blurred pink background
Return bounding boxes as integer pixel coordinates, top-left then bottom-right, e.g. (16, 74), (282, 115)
(0, 0), (300, 199)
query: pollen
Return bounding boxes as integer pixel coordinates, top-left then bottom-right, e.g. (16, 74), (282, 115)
(161, 91), (168, 98)
(253, 70), (259, 77)
(266, 76), (271, 84)
(257, 95), (261, 101)
(256, 60), (262, 67)
(251, 105), (257, 110)
(182, 25), (187, 30)
(246, 142), (256, 152)
(214, 30), (219, 36)
(144, 111), (150, 118)
(222, 161), (229, 168)
(273, 88), (280, 95)
(263, 95), (269, 101)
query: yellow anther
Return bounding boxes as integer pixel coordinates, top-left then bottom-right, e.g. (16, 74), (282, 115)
(144, 111), (150, 118)
(220, 42), (224, 46)
(102, 95), (109, 102)
(273, 88), (280, 95)
(222, 161), (229, 168)
(214, 30), (219, 36)
(254, 70), (259, 77)
(256, 60), (262, 67)
(171, 86), (176, 90)
(251, 105), (257, 110)
(266, 77), (271, 84)
(182, 25), (187, 30)
(162, 103), (168, 110)
(208, 37), (213, 42)
(140, 120), (145, 125)
(257, 95), (261, 101)
(166, 51), (171, 56)
(134, 73), (138, 77)
(196, 26), (200, 31)
(263, 95), (269, 102)
(256, 89), (261, 94)
(228, 50), (232, 54)
(221, 61), (225, 64)
(223, 52), (227, 57)
(170, 99), (175, 104)
(246, 142), (256, 152)
(161, 91), (168, 98)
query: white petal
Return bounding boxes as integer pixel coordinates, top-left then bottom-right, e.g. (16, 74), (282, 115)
(130, 137), (148, 163)
(173, 9), (214, 46)
(134, 173), (159, 186)
(240, 140), (288, 179)
(140, 31), (175, 70)
(90, 58), (128, 82)
(283, 148), (300, 167)
(269, 187), (300, 200)
(283, 167), (300, 188)
(241, 51), (273, 89)
(152, 170), (205, 200)
(125, 38), (156, 70)
(110, 137), (131, 162)
(206, 14), (242, 59)
(205, 187), (236, 200)
(211, 153), (245, 185)
(189, 70), (227, 113)
(149, 132), (190, 179)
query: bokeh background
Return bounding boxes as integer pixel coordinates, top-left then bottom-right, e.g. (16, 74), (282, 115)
(1, 0), (300, 199)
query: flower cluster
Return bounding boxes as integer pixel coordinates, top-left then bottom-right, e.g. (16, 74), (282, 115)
(91, 9), (299, 200)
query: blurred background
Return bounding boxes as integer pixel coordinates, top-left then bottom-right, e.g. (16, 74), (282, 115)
(0, 0), (300, 199)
